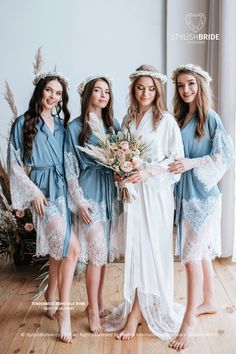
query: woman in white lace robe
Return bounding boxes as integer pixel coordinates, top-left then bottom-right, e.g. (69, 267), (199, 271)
(8, 73), (80, 343)
(64, 76), (121, 334)
(104, 65), (185, 340)
(168, 64), (234, 351)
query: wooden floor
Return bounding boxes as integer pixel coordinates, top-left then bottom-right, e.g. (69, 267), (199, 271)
(0, 259), (236, 354)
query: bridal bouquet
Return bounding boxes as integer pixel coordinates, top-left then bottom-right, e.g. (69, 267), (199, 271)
(78, 115), (149, 202)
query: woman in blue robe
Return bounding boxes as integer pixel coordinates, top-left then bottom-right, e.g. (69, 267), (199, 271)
(64, 75), (121, 334)
(168, 64), (234, 351)
(8, 73), (80, 343)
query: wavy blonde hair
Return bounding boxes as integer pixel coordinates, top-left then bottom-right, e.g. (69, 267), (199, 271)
(128, 64), (167, 129)
(173, 69), (213, 139)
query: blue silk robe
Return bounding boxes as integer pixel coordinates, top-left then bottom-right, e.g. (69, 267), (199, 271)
(8, 115), (71, 260)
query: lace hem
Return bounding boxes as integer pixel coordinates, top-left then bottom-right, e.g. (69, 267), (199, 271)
(103, 290), (184, 340)
(179, 196), (222, 263)
(181, 238), (220, 264)
(72, 199), (121, 266)
(33, 196), (68, 260)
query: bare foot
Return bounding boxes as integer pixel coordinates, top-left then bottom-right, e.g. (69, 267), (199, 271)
(44, 289), (57, 320)
(116, 312), (141, 340)
(55, 308), (72, 343)
(98, 293), (111, 318)
(196, 303), (217, 316)
(85, 306), (103, 334)
(168, 319), (196, 351)
(99, 308), (111, 318)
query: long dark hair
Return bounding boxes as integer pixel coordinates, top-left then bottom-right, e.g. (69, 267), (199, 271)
(23, 76), (70, 160)
(79, 78), (114, 146)
(173, 69), (213, 139)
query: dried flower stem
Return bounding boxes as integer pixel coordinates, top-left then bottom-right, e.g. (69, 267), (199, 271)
(4, 81), (18, 120)
(33, 46), (43, 76)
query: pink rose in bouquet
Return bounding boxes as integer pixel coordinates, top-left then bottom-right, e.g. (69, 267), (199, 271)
(132, 157), (142, 169)
(78, 124), (150, 202)
(121, 161), (133, 173)
(119, 141), (129, 151)
(116, 149), (126, 161)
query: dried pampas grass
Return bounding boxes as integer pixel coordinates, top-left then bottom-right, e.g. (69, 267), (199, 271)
(4, 81), (18, 121)
(0, 159), (11, 208)
(33, 46), (43, 76)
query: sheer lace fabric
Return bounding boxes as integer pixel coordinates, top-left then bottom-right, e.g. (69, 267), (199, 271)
(33, 196), (67, 260)
(9, 144), (69, 260)
(9, 145), (42, 209)
(104, 290), (184, 340)
(65, 150), (121, 266)
(175, 111), (234, 263)
(64, 152), (88, 211)
(72, 199), (121, 266)
(193, 127), (234, 191)
(104, 110), (185, 339)
(180, 195), (222, 263)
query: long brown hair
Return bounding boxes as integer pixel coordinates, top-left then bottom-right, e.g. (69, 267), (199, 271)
(23, 76), (70, 160)
(128, 64), (167, 129)
(79, 78), (114, 146)
(173, 69), (213, 139)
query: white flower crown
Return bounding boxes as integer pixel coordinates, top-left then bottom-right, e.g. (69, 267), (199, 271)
(129, 70), (167, 84)
(78, 74), (113, 96)
(172, 64), (212, 85)
(33, 72), (70, 88)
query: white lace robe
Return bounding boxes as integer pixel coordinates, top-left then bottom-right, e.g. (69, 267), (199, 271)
(104, 110), (185, 340)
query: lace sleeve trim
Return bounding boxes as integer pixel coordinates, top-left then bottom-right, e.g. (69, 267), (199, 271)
(64, 151), (89, 211)
(193, 127), (234, 191)
(9, 143), (42, 210)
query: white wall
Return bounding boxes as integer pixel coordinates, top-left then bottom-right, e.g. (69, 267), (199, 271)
(0, 0), (213, 160)
(166, 0), (209, 108)
(0, 0), (166, 159)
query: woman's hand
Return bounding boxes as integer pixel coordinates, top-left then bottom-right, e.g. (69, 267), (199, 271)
(114, 173), (123, 183)
(32, 194), (48, 217)
(115, 171), (149, 186)
(78, 204), (93, 224)
(168, 158), (193, 174)
(123, 171), (148, 184)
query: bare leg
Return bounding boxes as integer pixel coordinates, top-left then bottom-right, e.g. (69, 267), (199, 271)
(44, 257), (59, 319)
(196, 259), (217, 316)
(98, 265), (110, 318)
(55, 232), (80, 343)
(116, 291), (141, 340)
(169, 262), (202, 351)
(85, 263), (103, 334)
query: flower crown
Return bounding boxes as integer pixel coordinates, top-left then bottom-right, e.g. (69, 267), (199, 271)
(78, 74), (113, 96)
(33, 72), (70, 88)
(129, 70), (167, 84)
(172, 64), (212, 85)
